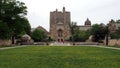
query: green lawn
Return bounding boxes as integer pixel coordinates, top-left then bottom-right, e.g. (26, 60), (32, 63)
(0, 46), (120, 68)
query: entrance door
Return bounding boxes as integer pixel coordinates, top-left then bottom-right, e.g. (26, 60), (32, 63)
(58, 29), (63, 37)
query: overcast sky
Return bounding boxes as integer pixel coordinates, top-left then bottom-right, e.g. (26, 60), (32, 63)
(20, 0), (120, 31)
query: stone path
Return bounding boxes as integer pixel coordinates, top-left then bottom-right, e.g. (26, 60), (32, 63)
(79, 45), (120, 50)
(0, 46), (27, 50)
(95, 46), (120, 50)
(0, 45), (120, 50)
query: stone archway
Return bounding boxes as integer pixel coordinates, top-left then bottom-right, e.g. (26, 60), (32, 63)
(57, 29), (64, 43)
(58, 29), (63, 37)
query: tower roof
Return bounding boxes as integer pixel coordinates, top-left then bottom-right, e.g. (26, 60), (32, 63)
(109, 19), (115, 23)
(85, 18), (91, 26)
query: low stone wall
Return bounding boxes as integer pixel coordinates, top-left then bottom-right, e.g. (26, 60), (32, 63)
(0, 40), (12, 46)
(108, 39), (120, 46)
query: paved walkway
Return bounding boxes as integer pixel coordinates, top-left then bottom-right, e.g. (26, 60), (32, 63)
(78, 45), (120, 50)
(0, 45), (120, 50)
(0, 46), (27, 50)
(95, 46), (120, 50)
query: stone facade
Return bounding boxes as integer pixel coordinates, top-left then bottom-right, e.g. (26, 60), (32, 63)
(0, 40), (12, 46)
(108, 19), (120, 32)
(78, 18), (92, 31)
(104, 39), (120, 46)
(21, 34), (34, 45)
(78, 26), (91, 31)
(84, 18), (91, 26)
(50, 7), (71, 41)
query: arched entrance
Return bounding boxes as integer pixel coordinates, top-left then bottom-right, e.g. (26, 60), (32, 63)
(57, 29), (64, 43)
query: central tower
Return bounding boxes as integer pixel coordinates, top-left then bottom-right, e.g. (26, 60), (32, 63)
(50, 7), (71, 41)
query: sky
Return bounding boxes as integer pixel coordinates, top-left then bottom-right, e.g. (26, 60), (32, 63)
(20, 0), (120, 31)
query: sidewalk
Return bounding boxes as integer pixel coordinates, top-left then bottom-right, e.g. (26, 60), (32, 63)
(0, 46), (27, 50)
(95, 46), (120, 50)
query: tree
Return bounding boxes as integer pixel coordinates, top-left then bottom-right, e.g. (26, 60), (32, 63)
(0, 0), (31, 43)
(73, 29), (91, 42)
(70, 22), (91, 42)
(70, 22), (77, 41)
(91, 24), (109, 42)
(13, 18), (31, 37)
(116, 19), (120, 23)
(31, 29), (47, 42)
(0, 21), (11, 39)
(110, 28), (120, 39)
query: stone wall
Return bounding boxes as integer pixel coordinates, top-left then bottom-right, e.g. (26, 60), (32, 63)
(0, 40), (12, 46)
(108, 39), (120, 46)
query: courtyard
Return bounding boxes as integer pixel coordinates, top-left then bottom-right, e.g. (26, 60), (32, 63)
(0, 45), (120, 68)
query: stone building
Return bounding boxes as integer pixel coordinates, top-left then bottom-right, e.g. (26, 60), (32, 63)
(31, 7), (92, 42)
(31, 26), (49, 36)
(50, 7), (71, 41)
(21, 34), (34, 45)
(78, 18), (92, 31)
(108, 19), (120, 32)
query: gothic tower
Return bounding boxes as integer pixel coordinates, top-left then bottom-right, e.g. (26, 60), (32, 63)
(50, 7), (71, 41)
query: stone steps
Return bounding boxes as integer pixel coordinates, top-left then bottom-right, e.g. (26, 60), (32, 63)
(50, 42), (71, 46)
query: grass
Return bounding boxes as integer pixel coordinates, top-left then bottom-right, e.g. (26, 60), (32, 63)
(0, 46), (120, 68)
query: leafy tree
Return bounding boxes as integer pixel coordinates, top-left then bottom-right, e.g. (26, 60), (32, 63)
(0, 0), (31, 43)
(0, 21), (11, 39)
(70, 22), (91, 42)
(91, 24), (109, 42)
(31, 29), (47, 42)
(110, 28), (120, 39)
(73, 29), (91, 42)
(116, 19), (120, 23)
(13, 18), (31, 37)
(70, 22), (77, 41)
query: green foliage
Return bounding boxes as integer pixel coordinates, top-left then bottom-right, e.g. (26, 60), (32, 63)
(0, 46), (120, 68)
(31, 29), (47, 42)
(116, 19), (120, 23)
(70, 22), (91, 42)
(110, 29), (120, 39)
(0, 21), (11, 39)
(73, 29), (91, 42)
(110, 19), (120, 39)
(0, 0), (31, 40)
(48, 36), (54, 41)
(91, 24), (109, 42)
(13, 18), (31, 37)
